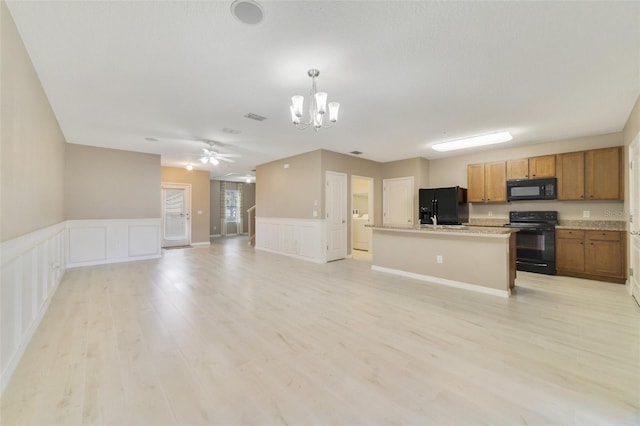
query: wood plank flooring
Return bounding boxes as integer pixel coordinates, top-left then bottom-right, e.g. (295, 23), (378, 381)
(1, 236), (639, 425)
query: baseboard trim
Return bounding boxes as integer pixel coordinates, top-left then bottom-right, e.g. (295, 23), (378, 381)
(255, 246), (325, 264)
(371, 265), (510, 298)
(191, 241), (211, 247)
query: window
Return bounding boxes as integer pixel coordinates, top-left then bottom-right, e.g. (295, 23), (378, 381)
(225, 189), (240, 223)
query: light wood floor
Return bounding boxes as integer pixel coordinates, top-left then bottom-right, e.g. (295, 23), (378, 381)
(2, 236), (639, 425)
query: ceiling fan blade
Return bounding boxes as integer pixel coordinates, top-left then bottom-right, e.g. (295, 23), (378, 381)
(217, 157), (235, 163)
(215, 153), (241, 158)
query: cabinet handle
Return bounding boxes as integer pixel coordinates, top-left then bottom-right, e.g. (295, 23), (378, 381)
(532, 174), (536, 177)
(580, 195), (584, 198)
(579, 242), (583, 245)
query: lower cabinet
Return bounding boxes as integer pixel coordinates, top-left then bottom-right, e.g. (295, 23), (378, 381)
(556, 229), (626, 283)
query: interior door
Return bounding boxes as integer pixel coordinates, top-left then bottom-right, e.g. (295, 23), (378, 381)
(383, 177), (414, 226)
(161, 183), (191, 247)
(326, 171), (347, 261)
(629, 137), (639, 303)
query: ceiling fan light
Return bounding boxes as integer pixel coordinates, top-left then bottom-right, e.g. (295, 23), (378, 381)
(328, 102), (340, 122)
(210, 157), (219, 166)
(432, 131), (513, 152)
(200, 157), (209, 164)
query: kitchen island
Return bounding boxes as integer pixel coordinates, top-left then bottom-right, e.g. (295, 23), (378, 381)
(369, 225), (518, 297)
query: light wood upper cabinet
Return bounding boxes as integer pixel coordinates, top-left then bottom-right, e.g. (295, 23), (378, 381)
(529, 155), (556, 178)
(557, 151), (585, 200)
(507, 155), (555, 180)
(485, 161), (507, 202)
(468, 162), (506, 203)
(506, 158), (529, 180)
(467, 163), (485, 202)
(586, 147), (623, 200)
(557, 147), (623, 201)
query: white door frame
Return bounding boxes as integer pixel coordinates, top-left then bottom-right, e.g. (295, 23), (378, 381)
(161, 182), (191, 247)
(628, 136), (639, 302)
(326, 171), (348, 262)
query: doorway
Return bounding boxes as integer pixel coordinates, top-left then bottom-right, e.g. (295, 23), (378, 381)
(351, 176), (374, 253)
(629, 136), (639, 303)
(161, 183), (191, 247)
(326, 171), (347, 262)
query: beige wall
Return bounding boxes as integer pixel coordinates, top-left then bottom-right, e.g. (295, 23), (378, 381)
(1, 2), (66, 242)
(428, 132), (625, 221)
(161, 167), (210, 244)
(256, 150), (322, 218)
(65, 144), (160, 220)
(242, 182), (256, 233)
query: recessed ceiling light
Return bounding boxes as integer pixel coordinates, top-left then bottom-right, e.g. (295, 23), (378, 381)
(431, 131), (513, 152)
(231, 0), (264, 25)
(186, 164), (193, 171)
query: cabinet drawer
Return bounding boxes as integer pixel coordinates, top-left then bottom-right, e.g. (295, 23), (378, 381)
(586, 230), (620, 241)
(556, 229), (584, 239)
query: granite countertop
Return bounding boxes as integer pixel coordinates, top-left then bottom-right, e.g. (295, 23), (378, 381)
(556, 220), (627, 231)
(367, 224), (517, 236)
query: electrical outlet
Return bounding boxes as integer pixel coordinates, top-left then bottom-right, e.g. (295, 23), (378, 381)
(488, 211), (493, 217)
(437, 255), (443, 264)
(583, 210), (590, 218)
(313, 210), (318, 217)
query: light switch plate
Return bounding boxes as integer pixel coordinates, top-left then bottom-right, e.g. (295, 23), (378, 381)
(583, 210), (590, 218)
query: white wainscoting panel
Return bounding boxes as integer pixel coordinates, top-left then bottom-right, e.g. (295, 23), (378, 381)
(66, 219), (161, 268)
(255, 217), (326, 263)
(1, 222), (66, 393)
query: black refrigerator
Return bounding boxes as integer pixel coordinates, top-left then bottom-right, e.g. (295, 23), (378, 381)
(419, 186), (469, 225)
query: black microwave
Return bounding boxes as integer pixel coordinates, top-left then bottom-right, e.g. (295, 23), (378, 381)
(507, 177), (557, 201)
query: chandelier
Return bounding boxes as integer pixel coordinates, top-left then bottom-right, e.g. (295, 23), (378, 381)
(290, 69), (340, 131)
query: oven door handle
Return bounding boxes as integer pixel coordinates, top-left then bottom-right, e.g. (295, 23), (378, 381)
(515, 260), (549, 267)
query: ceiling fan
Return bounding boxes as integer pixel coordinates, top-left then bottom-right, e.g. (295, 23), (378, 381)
(199, 141), (240, 165)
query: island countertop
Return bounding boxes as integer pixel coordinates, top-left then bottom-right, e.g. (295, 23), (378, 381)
(366, 224), (518, 237)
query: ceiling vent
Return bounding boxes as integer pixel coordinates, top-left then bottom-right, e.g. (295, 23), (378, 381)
(244, 113), (267, 121)
(350, 150), (363, 155)
(222, 128), (241, 134)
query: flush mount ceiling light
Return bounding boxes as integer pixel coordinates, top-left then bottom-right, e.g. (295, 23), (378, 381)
(431, 131), (513, 152)
(230, 0), (264, 25)
(290, 69), (340, 132)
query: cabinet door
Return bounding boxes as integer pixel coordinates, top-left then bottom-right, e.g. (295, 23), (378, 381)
(506, 158), (529, 180)
(467, 163), (485, 203)
(557, 151), (585, 200)
(586, 147), (622, 200)
(485, 161), (506, 202)
(529, 155), (556, 178)
(556, 237), (585, 273)
(585, 231), (624, 278)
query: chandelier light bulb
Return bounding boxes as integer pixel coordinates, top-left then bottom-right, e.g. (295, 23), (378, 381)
(328, 102), (340, 122)
(315, 92), (327, 114)
(291, 96), (304, 117)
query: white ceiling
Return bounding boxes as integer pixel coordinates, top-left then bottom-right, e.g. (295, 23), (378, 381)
(7, 1), (640, 181)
